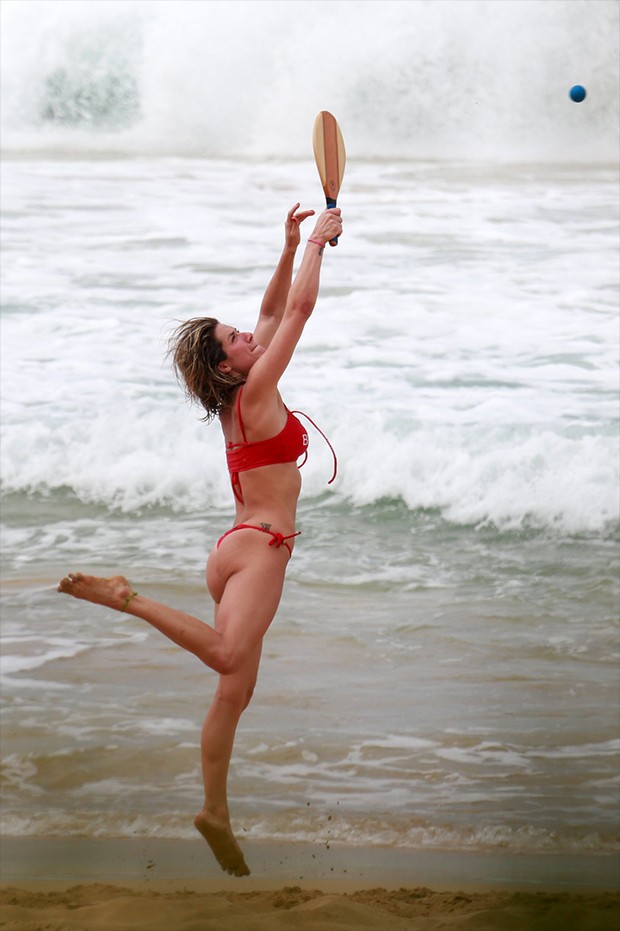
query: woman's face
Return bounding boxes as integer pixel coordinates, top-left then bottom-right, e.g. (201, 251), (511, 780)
(215, 323), (265, 376)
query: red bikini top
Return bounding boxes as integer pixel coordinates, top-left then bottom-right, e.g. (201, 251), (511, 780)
(226, 387), (337, 503)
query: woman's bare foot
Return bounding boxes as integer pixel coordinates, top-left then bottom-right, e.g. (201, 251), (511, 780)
(194, 810), (250, 877)
(57, 572), (136, 612)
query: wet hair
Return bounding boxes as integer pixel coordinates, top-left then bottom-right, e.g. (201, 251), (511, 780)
(168, 317), (244, 421)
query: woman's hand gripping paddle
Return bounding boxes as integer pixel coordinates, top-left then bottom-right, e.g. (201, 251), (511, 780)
(312, 111), (346, 246)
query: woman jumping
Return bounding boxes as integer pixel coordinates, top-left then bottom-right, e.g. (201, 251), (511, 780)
(57, 203), (343, 877)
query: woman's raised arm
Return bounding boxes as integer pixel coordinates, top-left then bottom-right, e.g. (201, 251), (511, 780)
(253, 203), (315, 349)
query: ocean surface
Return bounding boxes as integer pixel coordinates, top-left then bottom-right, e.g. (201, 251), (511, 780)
(1, 0), (619, 863)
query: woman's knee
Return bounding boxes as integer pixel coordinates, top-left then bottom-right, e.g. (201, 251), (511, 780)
(209, 621), (265, 677)
(212, 645), (247, 677)
(216, 672), (257, 711)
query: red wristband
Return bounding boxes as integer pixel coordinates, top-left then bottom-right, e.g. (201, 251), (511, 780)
(308, 239), (324, 248)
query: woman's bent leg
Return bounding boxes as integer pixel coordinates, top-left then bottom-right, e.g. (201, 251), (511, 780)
(57, 572), (233, 670)
(57, 545), (287, 675)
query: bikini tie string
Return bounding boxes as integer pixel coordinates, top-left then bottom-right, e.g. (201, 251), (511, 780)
(291, 410), (338, 484)
(268, 531), (300, 548)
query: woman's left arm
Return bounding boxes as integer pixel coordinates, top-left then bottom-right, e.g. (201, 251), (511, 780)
(253, 203), (315, 348)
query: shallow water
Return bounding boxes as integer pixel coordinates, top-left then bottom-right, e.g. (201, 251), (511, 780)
(1, 0), (619, 860)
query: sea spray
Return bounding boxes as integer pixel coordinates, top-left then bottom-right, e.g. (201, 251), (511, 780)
(1, 0), (618, 162)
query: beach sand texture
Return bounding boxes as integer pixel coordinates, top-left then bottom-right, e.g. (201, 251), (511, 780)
(2, 882), (619, 930)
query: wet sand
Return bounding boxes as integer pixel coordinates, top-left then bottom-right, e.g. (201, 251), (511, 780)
(1, 837), (618, 931)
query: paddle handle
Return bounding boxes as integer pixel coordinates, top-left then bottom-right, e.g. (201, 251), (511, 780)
(326, 198), (339, 246)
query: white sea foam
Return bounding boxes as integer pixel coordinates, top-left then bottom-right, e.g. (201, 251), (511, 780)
(0, 637), (91, 684)
(2, 156), (617, 537)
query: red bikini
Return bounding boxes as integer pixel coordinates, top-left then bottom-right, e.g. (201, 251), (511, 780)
(216, 523), (301, 557)
(217, 387), (337, 556)
(226, 387), (311, 504)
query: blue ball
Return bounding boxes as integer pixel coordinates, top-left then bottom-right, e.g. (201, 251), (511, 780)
(569, 85), (587, 103)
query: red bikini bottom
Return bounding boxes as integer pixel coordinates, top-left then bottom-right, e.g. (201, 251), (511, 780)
(216, 523), (300, 557)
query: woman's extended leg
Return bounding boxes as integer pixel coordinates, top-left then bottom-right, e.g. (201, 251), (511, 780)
(194, 638), (262, 876)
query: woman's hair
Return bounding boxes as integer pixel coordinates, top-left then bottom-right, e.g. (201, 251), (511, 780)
(168, 317), (244, 421)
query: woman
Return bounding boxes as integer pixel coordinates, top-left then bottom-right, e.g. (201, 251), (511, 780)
(57, 202), (343, 877)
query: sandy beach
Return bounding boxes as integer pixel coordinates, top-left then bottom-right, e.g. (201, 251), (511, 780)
(1, 837), (618, 931)
(3, 882), (618, 931)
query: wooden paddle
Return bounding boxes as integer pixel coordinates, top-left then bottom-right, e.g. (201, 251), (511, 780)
(312, 111), (346, 246)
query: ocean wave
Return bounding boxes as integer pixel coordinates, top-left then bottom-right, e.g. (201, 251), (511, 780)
(2, 410), (618, 538)
(2, 147), (617, 541)
(1, 0), (618, 162)
(1, 810), (617, 856)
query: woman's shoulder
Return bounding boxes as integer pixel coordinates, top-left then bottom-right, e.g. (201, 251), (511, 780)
(237, 384), (287, 441)
(238, 380), (283, 414)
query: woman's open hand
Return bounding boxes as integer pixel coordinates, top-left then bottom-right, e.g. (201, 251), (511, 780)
(285, 203), (316, 249)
